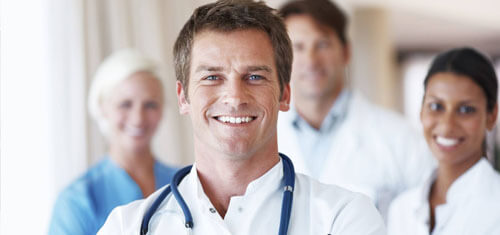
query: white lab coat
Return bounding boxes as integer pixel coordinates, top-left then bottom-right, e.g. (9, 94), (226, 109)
(278, 92), (435, 217)
(387, 158), (500, 235)
(98, 159), (386, 234)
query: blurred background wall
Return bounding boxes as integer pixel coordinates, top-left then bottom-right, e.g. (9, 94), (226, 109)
(2, 0), (499, 234)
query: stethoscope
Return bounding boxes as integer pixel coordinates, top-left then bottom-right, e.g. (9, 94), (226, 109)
(140, 153), (295, 235)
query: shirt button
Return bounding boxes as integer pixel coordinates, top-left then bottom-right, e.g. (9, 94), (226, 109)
(238, 207), (243, 213)
(209, 207), (216, 213)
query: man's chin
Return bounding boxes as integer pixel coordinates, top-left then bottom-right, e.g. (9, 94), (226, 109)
(218, 144), (254, 160)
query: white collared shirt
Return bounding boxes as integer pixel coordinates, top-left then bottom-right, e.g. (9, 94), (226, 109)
(387, 158), (500, 235)
(278, 91), (436, 218)
(98, 159), (386, 235)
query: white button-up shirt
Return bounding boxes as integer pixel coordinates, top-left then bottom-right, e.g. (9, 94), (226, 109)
(98, 159), (386, 234)
(278, 92), (436, 218)
(387, 158), (500, 235)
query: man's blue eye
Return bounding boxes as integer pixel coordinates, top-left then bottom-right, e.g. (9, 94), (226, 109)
(206, 75), (218, 80)
(249, 75), (262, 80)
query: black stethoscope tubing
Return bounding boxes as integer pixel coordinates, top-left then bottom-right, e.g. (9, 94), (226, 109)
(140, 153), (296, 235)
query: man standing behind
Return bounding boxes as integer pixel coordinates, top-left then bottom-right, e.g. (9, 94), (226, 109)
(98, 0), (385, 234)
(278, 0), (435, 216)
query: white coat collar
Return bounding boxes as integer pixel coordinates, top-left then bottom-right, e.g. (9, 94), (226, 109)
(187, 159), (284, 216)
(413, 158), (495, 225)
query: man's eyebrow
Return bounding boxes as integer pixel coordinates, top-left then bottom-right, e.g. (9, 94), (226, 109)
(195, 65), (272, 73)
(195, 65), (224, 73)
(247, 65), (272, 73)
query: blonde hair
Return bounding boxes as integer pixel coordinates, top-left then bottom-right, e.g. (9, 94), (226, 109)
(88, 48), (161, 136)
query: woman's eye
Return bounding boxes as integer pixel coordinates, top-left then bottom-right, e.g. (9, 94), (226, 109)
(458, 105), (476, 114)
(429, 102), (442, 111)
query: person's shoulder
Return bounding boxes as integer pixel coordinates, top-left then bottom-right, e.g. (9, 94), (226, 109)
(470, 161), (500, 204)
(386, 186), (422, 235)
(350, 92), (409, 126)
(348, 92), (423, 151)
(392, 185), (421, 206)
(295, 173), (377, 211)
(387, 185), (421, 219)
(155, 160), (178, 177)
(484, 161), (500, 188)
(49, 160), (113, 235)
(61, 158), (113, 195)
(98, 185), (170, 234)
(296, 173), (355, 198)
(296, 174), (386, 234)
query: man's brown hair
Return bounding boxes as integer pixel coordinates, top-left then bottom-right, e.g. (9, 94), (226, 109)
(279, 0), (348, 45)
(173, 0), (293, 98)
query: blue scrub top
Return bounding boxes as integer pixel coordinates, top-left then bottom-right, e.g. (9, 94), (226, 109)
(48, 157), (177, 235)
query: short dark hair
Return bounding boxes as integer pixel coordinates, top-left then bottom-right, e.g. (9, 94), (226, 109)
(173, 0), (293, 98)
(279, 0), (348, 45)
(424, 47), (498, 112)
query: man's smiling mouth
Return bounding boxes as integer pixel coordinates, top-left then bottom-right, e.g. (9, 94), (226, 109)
(214, 116), (256, 124)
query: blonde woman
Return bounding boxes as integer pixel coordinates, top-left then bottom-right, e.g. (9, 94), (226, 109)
(49, 49), (177, 234)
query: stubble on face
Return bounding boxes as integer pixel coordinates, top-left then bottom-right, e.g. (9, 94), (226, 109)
(178, 29), (290, 162)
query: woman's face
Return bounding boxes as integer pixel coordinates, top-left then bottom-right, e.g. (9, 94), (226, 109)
(421, 72), (497, 167)
(103, 71), (164, 153)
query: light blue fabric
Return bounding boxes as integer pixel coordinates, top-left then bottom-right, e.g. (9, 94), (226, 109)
(290, 90), (350, 179)
(48, 157), (177, 235)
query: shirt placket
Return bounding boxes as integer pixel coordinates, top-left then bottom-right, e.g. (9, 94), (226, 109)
(200, 198), (233, 235)
(432, 204), (452, 235)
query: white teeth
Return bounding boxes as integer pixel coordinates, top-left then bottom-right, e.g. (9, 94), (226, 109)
(436, 136), (459, 147)
(216, 116), (254, 124)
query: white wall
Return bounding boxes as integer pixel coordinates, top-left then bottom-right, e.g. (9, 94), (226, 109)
(1, 0), (55, 234)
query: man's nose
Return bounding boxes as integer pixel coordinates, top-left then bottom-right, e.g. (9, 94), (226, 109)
(222, 78), (249, 107)
(303, 48), (320, 69)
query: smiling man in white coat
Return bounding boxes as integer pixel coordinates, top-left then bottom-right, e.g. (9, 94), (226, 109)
(277, 0), (435, 218)
(97, 0), (385, 234)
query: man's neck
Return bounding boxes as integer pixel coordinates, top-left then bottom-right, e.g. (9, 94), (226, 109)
(194, 144), (280, 218)
(293, 87), (344, 130)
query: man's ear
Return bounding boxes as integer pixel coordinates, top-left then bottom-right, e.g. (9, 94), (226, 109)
(279, 83), (291, 112)
(176, 81), (190, 115)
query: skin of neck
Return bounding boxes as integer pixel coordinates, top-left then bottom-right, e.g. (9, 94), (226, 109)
(108, 142), (156, 196)
(293, 82), (345, 130)
(194, 137), (281, 218)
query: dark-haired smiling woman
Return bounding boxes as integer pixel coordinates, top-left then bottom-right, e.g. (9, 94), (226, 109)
(387, 47), (500, 235)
